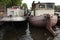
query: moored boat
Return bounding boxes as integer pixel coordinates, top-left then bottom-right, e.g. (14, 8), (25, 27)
(28, 1), (58, 36)
(0, 6), (27, 29)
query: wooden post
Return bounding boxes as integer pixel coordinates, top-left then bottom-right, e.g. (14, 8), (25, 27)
(34, 6), (35, 16)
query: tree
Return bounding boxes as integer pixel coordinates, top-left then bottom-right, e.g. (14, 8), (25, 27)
(0, 0), (23, 7)
(16, 0), (22, 6)
(22, 3), (28, 9)
(11, 0), (22, 6)
(55, 5), (60, 11)
(0, 0), (12, 6)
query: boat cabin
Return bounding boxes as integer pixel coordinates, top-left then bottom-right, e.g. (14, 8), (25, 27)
(7, 6), (25, 17)
(31, 1), (55, 16)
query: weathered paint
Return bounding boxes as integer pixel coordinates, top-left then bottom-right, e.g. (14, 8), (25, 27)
(29, 14), (58, 36)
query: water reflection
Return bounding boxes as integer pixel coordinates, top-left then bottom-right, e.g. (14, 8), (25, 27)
(0, 29), (5, 40)
(0, 21), (27, 40)
(0, 21), (60, 40)
(29, 26), (54, 40)
(19, 23), (33, 40)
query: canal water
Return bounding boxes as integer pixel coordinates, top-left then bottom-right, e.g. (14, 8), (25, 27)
(0, 21), (60, 40)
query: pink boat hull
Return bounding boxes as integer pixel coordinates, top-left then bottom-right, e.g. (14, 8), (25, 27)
(29, 14), (58, 36)
(29, 15), (58, 27)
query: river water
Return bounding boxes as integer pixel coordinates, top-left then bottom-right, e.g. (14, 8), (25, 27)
(0, 21), (60, 40)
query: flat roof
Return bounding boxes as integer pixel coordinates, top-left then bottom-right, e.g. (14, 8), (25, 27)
(40, 2), (55, 4)
(35, 2), (55, 5)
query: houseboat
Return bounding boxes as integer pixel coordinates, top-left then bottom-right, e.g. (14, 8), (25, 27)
(0, 6), (27, 21)
(29, 1), (58, 36)
(0, 6), (27, 27)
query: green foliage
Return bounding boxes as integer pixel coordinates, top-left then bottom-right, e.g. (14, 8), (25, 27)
(12, 0), (22, 6)
(0, 0), (23, 7)
(55, 5), (60, 11)
(0, 0), (12, 6)
(0, 0), (28, 9)
(22, 3), (28, 9)
(16, 0), (22, 6)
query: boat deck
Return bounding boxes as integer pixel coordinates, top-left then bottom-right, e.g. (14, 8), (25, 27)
(0, 16), (27, 22)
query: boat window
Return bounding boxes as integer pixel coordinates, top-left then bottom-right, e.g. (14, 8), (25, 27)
(47, 3), (53, 9)
(10, 11), (14, 15)
(40, 3), (45, 8)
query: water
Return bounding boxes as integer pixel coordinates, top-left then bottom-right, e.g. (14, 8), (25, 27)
(19, 23), (33, 40)
(0, 21), (60, 40)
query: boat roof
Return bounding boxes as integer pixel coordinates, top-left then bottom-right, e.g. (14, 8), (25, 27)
(35, 2), (55, 5)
